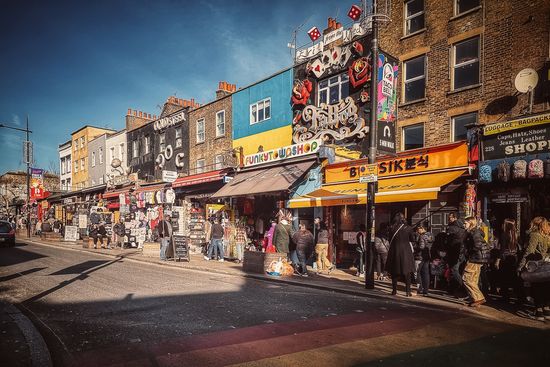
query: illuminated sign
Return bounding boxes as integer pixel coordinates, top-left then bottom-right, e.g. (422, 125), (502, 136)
(244, 140), (321, 167)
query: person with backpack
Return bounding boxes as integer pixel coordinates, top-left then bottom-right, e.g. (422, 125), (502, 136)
(386, 213), (416, 296)
(413, 225), (434, 296)
(462, 217), (492, 307)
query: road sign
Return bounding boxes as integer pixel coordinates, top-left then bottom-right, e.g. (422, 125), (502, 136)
(359, 174), (377, 183)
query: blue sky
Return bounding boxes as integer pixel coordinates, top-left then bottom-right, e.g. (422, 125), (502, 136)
(0, 0), (359, 174)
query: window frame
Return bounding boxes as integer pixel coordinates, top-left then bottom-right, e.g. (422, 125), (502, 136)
(110, 147), (115, 162)
(80, 158), (85, 171)
(401, 123), (425, 151)
(250, 98), (271, 125)
(451, 36), (481, 91)
(80, 137), (85, 149)
(99, 147), (103, 164)
(196, 158), (205, 174)
(404, 0), (425, 36)
(73, 141), (78, 152)
(175, 128), (183, 148)
(402, 55), (427, 103)
(196, 118), (205, 143)
(74, 161), (78, 173)
(132, 140), (139, 158)
(119, 143), (125, 162)
(99, 177), (104, 185)
(216, 110), (226, 137)
(454, 0), (480, 16)
(214, 154), (224, 170)
(451, 112), (477, 142)
(67, 158), (71, 173)
(91, 152), (96, 167)
(317, 72), (349, 106)
(144, 135), (150, 154)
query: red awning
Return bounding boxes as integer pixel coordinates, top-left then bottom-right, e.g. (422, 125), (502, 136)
(102, 188), (129, 199)
(106, 202), (120, 209)
(136, 183), (167, 193)
(172, 170), (227, 188)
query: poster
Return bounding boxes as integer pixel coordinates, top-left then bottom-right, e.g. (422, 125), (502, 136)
(64, 225), (79, 242)
(376, 52), (398, 155)
(30, 168), (46, 200)
(78, 214), (87, 229)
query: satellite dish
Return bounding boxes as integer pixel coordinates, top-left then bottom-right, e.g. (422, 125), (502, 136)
(514, 68), (538, 93)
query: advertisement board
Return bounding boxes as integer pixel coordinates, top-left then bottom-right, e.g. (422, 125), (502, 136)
(482, 120), (550, 160)
(376, 52), (398, 155)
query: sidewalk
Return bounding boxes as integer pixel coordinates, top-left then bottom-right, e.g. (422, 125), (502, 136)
(20, 236), (549, 329)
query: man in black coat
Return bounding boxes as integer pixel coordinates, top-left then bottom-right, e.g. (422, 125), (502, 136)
(446, 212), (467, 293)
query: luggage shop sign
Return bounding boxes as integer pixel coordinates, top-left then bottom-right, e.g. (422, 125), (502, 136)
(482, 115), (550, 160)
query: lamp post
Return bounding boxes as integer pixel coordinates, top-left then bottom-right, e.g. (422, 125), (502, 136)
(0, 117), (33, 238)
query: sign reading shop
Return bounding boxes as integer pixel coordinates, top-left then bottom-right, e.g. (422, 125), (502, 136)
(482, 114), (550, 160)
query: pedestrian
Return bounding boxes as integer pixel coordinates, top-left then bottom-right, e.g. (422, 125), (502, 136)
(517, 216), (550, 321)
(273, 209), (293, 255)
(205, 218), (224, 262)
(462, 217), (491, 307)
(263, 220), (277, 252)
(35, 219), (42, 236)
(315, 221), (334, 274)
(386, 213), (416, 296)
(292, 223), (314, 277)
(157, 214), (173, 261)
(90, 224), (100, 249)
(355, 224), (366, 277)
(497, 218), (520, 301)
(204, 216), (213, 255)
(445, 212), (467, 296)
(113, 219), (126, 248)
(98, 222), (111, 249)
(374, 223), (390, 280)
(235, 222), (248, 264)
(413, 225), (434, 296)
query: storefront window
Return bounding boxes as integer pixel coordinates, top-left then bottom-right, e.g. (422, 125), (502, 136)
(402, 123), (424, 150)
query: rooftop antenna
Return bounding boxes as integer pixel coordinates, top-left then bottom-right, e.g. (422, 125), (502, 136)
(288, 16), (311, 64)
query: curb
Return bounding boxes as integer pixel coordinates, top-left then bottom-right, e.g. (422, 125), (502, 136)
(3, 302), (52, 367)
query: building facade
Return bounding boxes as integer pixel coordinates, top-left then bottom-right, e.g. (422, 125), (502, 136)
(105, 129), (128, 182)
(189, 82), (235, 175)
(88, 133), (108, 187)
(71, 126), (116, 189)
(126, 109), (157, 182)
(58, 140), (72, 191)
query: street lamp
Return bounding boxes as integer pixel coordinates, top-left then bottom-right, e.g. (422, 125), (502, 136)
(0, 118), (33, 238)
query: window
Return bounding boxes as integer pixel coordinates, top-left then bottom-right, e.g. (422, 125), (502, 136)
(452, 112), (477, 142)
(99, 177), (104, 184)
(250, 98), (271, 124)
(73, 140), (78, 152)
(402, 123), (424, 150)
(452, 37), (480, 90)
(404, 0), (425, 35)
(80, 137), (85, 149)
(196, 119), (205, 143)
(455, 0), (480, 15)
(403, 55), (426, 102)
(67, 158), (71, 173)
(159, 133), (166, 152)
(119, 143), (125, 162)
(196, 159), (205, 174)
(132, 140), (139, 158)
(74, 161), (78, 173)
(144, 135), (150, 154)
(91, 152), (96, 167)
(80, 158), (85, 171)
(318, 73), (349, 105)
(60, 159), (65, 175)
(216, 110), (225, 137)
(175, 128), (183, 148)
(66, 179), (70, 190)
(110, 147), (115, 162)
(214, 154), (224, 170)
(99, 147), (103, 164)
(91, 179), (96, 186)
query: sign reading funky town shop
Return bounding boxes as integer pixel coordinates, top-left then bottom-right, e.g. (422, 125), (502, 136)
(243, 140), (322, 167)
(482, 116), (550, 160)
(325, 142), (469, 184)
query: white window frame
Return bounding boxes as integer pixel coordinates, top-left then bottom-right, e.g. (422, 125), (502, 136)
(216, 110), (226, 137)
(159, 133), (166, 152)
(175, 128), (183, 148)
(404, 0), (425, 36)
(144, 135), (150, 154)
(454, 0), (480, 16)
(74, 141), (78, 152)
(451, 36), (480, 90)
(91, 179), (96, 186)
(119, 143), (125, 162)
(80, 137), (85, 149)
(401, 123), (425, 151)
(132, 140), (139, 158)
(99, 147), (103, 164)
(67, 158), (71, 173)
(60, 159), (65, 175)
(214, 154), (224, 170)
(74, 161), (78, 173)
(451, 112), (477, 142)
(250, 98), (271, 125)
(80, 158), (85, 171)
(110, 147), (115, 162)
(99, 177), (104, 184)
(196, 159), (205, 174)
(403, 55), (426, 102)
(317, 73), (349, 106)
(196, 118), (205, 143)
(91, 152), (96, 167)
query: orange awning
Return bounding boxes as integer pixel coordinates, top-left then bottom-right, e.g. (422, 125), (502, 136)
(287, 170), (466, 208)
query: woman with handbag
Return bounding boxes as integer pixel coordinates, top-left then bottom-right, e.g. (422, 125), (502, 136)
(386, 213), (416, 296)
(518, 217), (550, 321)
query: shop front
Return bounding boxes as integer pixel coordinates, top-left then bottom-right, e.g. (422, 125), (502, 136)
(288, 142), (472, 267)
(478, 113), (550, 244)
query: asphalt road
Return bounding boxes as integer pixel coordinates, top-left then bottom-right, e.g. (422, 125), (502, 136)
(1, 242), (549, 367)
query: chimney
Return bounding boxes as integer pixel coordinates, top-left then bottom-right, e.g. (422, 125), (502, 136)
(125, 108), (155, 132)
(216, 81), (236, 99)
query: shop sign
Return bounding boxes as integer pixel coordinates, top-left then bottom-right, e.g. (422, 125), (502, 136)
(325, 142), (468, 184)
(153, 110), (186, 131)
(293, 97), (368, 144)
(482, 121), (550, 160)
(112, 175), (130, 186)
(244, 139), (321, 167)
(63, 198), (74, 204)
(162, 170), (178, 183)
(489, 193), (529, 203)
(483, 113), (550, 136)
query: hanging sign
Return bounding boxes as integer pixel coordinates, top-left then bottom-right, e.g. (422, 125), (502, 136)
(482, 120), (550, 160)
(30, 168), (46, 200)
(244, 140), (321, 167)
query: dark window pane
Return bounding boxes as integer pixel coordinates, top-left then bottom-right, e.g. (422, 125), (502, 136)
(341, 80), (349, 99)
(319, 80), (328, 89)
(319, 90), (327, 104)
(405, 56), (425, 80)
(455, 38), (479, 64)
(453, 112), (477, 141)
(454, 61), (479, 89)
(405, 78), (426, 102)
(329, 85), (339, 104)
(258, 108), (264, 122)
(457, 0), (479, 14)
(404, 124), (424, 150)
(406, 0), (424, 17)
(406, 15), (425, 34)
(0, 223), (11, 233)
(265, 105), (270, 119)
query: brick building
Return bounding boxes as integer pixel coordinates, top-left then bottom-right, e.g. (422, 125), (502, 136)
(0, 170), (59, 216)
(188, 82), (236, 175)
(377, 0), (550, 151)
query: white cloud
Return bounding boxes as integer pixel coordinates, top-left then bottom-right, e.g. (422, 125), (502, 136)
(11, 114), (21, 126)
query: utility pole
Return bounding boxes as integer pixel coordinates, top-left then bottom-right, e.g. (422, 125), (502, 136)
(365, 0), (379, 289)
(26, 116), (31, 239)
